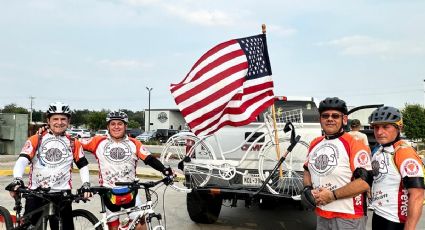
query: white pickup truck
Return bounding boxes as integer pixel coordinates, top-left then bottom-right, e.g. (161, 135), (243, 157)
(180, 96), (323, 223)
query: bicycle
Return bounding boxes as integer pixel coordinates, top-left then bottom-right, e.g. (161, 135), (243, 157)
(160, 108), (310, 198)
(0, 186), (99, 230)
(87, 177), (173, 230)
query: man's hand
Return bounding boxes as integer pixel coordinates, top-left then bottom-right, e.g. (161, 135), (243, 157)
(5, 178), (24, 198)
(162, 167), (175, 185)
(37, 125), (49, 134)
(79, 182), (92, 199)
(314, 187), (336, 206)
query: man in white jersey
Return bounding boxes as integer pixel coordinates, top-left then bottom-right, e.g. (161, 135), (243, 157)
(81, 111), (174, 230)
(348, 119), (369, 146)
(302, 97), (372, 230)
(369, 106), (424, 230)
(5, 102), (91, 230)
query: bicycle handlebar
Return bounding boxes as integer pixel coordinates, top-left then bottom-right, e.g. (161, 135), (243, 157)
(115, 176), (174, 189)
(15, 187), (87, 203)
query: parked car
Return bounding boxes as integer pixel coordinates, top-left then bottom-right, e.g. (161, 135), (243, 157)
(136, 131), (156, 142)
(95, 129), (108, 137)
(156, 129), (180, 143)
(126, 129), (143, 138)
(70, 128), (91, 138)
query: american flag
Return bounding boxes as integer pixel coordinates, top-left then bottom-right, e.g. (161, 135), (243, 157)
(170, 34), (274, 136)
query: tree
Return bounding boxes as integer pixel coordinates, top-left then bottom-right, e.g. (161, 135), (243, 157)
(1, 103), (28, 114)
(71, 109), (91, 127)
(86, 111), (108, 130)
(128, 120), (140, 129)
(402, 104), (425, 142)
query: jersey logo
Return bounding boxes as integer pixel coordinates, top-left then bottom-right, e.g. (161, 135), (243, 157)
(354, 151), (370, 167)
(38, 137), (70, 167)
(21, 140), (33, 155)
(103, 141), (132, 163)
(401, 159), (421, 176)
(309, 143), (339, 176)
(372, 153), (389, 183)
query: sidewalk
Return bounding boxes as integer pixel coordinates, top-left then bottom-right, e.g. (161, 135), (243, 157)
(0, 154), (166, 179)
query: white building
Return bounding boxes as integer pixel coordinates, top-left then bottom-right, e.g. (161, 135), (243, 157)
(144, 109), (186, 131)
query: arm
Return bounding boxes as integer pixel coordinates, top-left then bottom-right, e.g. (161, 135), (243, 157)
(303, 169), (312, 187)
(404, 188), (424, 230)
(315, 179), (369, 206)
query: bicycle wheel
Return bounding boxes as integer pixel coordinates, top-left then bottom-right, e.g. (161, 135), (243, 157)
(72, 209), (102, 230)
(161, 134), (214, 192)
(0, 206), (13, 230)
(258, 138), (309, 198)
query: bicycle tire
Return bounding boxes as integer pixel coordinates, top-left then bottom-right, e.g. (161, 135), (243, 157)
(258, 138), (309, 197)
(161, 133), (214, 192)
(0, 206), (13, 230)
(72, 209), (102, 230)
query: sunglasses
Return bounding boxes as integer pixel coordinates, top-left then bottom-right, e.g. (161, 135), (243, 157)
(321, 113), (343, 119)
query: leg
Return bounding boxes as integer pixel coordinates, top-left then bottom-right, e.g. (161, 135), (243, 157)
(49, 200), (74, 230)
(24, 196), (46, 227)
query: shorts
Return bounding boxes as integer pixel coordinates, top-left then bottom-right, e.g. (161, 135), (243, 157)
(316, 215), (368, 230)
(103, 193), (143, 223)
(372, 212), (404, 230)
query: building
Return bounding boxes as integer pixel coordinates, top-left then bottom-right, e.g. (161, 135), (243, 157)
(144, 109), (186, 131)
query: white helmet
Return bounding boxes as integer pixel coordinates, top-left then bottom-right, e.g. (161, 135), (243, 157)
(46, 102), (71, 118)
(106, 111), (128, 123)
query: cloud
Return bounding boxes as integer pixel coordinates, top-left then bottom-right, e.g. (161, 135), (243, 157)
(96, 59), (154, 69)
(318, 35), (425, 58)
(268, 24), (297, 37)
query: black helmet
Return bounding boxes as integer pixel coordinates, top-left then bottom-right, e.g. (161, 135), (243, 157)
(368, 106), (402, 127)
(318, 97), (348, 115)
(46, 102), (71, 118)
(106, 111), (128, 123)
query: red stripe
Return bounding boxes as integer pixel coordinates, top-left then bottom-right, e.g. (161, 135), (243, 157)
(195, 96), (274, 136)
(188, 82), (273, 129)
(179, 77), (245, 117)
(189, 49), (245, 83)
(174, 61), (247, 105)
(170, 39), (238, 91)
(192, 90), (274, 135)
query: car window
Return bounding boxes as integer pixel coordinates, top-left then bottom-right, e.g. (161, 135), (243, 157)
(256, 100), (319, 123)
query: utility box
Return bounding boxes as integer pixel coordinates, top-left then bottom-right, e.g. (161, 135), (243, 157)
(0, 113), (28, 155)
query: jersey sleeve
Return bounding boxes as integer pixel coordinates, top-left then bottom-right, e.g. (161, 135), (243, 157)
(349, 137), (372, 171)
(395, 147), (424, 179)
(131, 138), (151, 160)
(80, 136), (100, 154)
(19, 135), (39, 160)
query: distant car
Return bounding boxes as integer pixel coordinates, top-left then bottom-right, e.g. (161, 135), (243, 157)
(136, 131), (156, 142)
(70, 129), (91, 138)
(95, 129), (108, 137)
(126, 129), (143, 138)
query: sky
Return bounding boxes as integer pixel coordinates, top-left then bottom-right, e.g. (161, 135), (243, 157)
(1, 0), (424, 112)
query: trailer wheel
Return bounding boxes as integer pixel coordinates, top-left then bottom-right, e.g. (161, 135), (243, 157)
(186, 191), (222, 224)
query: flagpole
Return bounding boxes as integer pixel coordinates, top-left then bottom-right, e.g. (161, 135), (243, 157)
(262, 24), (283, 178)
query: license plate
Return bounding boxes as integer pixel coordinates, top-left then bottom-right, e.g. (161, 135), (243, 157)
(242, 173), (262, 186)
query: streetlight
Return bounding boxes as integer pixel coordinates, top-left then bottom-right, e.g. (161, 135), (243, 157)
(146, 87), (153, 131)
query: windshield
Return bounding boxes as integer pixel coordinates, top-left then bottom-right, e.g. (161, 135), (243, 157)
(257, 100), (320, 123)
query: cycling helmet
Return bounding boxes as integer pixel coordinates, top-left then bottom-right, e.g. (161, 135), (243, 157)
(318, 97), (348, 115)
(368, 106), (403, 127)
(106, 111), (129, 123)
(46, 102), (71, 118)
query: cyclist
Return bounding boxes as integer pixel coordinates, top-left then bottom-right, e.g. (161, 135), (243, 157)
(302, 97), (372, 230)
(348, 119), (369, 146)
(369, 106), (424, 230)
(81, 111), (174, 230)
(5, 102), (91, 230)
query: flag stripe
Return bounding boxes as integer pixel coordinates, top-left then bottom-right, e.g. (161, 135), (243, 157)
(173, 58), (248, 105)
(190, 82), (274, 132)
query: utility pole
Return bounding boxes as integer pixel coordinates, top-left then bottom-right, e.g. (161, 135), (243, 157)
(29, 96), (35, 123)
(146, 87), (153, 131)
(423, 79), (425, 107)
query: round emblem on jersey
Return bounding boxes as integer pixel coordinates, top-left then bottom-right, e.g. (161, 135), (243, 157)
(309, 143), (339, 176)
(103, 141), (132, 163)
(21, 140), (33, 155)
(402, 159), (420, 176)
(371, 152), (389, 183)
(39, 137), (70, 166)
(355, 151), (370, 167)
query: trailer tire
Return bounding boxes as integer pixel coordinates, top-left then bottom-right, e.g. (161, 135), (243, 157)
(186, 191), (222, 224)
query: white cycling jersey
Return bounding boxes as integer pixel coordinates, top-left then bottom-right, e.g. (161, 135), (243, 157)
(305, 132), (372, 219)
(82, 135), (151, 188)
(371, 140), (424, 223)
(18, 132), (86, 190)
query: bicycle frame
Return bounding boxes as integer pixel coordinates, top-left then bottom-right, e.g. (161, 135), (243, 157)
(11, 188), (79, 230)
(181, 111), (301, 178)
